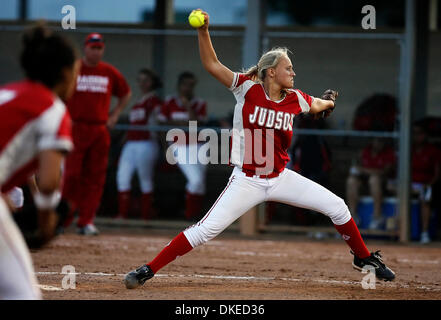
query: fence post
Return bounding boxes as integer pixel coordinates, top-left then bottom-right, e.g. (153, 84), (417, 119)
(239, 0), (266, 236)
(398, 0), (417, 243)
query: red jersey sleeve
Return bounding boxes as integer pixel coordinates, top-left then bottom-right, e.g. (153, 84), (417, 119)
(229, 73), (256, 100)
(157, 98), (171, 122)
(385, 147), (397, 166)
(292, 89), (313, 113)
(195, 100), (207, 122)
(37, 99), (73, 153)
(360, 146), (371, 168)
(109, 65), (130, 98)
(151, 96), (163, 111)
(149, 96), (163, 121)
(229, 73), (250, 90)
(432, 146), (441, 169)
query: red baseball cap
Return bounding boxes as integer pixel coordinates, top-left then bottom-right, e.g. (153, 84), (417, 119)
(84, 33), (105, 48)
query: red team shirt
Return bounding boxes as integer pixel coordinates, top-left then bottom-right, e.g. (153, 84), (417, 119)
(126, 93), (162, 141)
(67, 61), (130, 123)
(412, 143), (441, 184)
(158, 95), (207, 144)
(361, 145), (396, 170)
(229, 73), (313, 176)
(159, 96), (207, 122)
(0, 80), (73, 193)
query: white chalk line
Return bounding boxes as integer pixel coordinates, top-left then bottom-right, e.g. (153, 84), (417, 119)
(397, 258), (440, 264)
(234, 251), (288, 257)
(36, 285), (64, 291)
(35, 271), (441, 293)
(232, 252), (441, 265)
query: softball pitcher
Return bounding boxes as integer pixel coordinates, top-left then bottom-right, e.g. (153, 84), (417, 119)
(124, 10), (395, 289)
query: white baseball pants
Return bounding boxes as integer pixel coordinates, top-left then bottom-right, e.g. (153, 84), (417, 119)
(117, 140), (159, 193)
(184, 167), (352, 247)
(0, 197), (41, 299)
(171, 143), (207, 195)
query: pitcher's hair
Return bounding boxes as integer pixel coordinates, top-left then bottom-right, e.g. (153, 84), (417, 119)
(243, 47), (291, 82)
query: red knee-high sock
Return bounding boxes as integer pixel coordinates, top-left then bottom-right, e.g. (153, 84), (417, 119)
(141, 192), (154, 220)
(265, 201), (277, 225)
(147, 232), (193, 273)
(185, 192), (204, 219)
(118, 191), (131, 218)
(63, 204), (76, 228)
(334, 217), (371, 259)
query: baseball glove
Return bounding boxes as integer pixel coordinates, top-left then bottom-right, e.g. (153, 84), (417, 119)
(321, 89), (338, 118)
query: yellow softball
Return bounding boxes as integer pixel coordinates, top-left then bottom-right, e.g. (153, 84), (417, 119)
(188, 10), (205, 28)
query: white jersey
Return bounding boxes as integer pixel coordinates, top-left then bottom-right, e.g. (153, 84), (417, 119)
(0, 80), (73, 193)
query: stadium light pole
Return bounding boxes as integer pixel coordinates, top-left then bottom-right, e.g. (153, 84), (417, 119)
(398, 0), (416, 243)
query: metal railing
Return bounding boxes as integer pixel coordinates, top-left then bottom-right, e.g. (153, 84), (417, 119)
(113, 124), (399, 138)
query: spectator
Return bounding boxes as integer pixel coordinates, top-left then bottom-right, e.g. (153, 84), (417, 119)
(346, 138), (396, 229)
(352, 94), (397, 132)
(410, 122), (441, 244)
(158, 72), (208, 219)
(115, 69), (163, 220)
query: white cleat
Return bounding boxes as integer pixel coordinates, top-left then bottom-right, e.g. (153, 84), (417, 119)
(77, 224), (100, 236)
(420, 232), (431, 245)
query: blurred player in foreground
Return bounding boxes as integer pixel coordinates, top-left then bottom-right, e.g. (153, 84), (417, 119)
(158, 72), (208, 219)
(62, 33), (131, 235)
(115, 69), (163, 220)
(0, 25), (77, 299)
(124, 10), (395, 289)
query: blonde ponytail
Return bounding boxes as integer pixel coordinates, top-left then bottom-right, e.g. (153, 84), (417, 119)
(243, 47), (291, 83)
(243, 65), (259, 81)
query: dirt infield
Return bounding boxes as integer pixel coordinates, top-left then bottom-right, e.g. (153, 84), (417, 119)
(31, 225), (441, 300)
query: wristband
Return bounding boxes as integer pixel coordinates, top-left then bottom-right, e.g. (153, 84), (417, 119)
(33, 191), (61, 210)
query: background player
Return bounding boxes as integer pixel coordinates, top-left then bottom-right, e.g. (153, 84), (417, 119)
(346, 137), (396, 229)
(62, 33), (131, 235)
(0, 24), (77, 299)
(116, 68), (163, 220)
(386, 122), (441, 243)
(124, 10), (395, 289)
(410, 123), (441, 244)
(158, 72), (208, 220)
